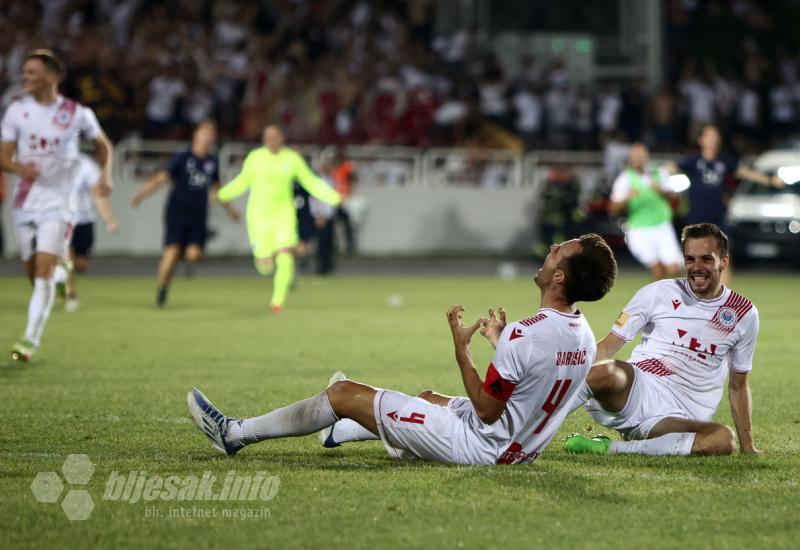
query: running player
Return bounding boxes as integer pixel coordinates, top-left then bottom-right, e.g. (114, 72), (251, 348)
(0, 50), (113, 361)
(609, 142), (682, 280)
(53, 153), (118, 311)
(215, 125), (341, 313)
(186, 235), (618, 465)
(130, 120), (239, 307)
(566, 223), (760, 456)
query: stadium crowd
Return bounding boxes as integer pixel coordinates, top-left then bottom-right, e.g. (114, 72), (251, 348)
(1, 0), (800, 154)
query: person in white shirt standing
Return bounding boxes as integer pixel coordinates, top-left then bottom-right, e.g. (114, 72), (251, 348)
(0, 50), (113, 362)
(186, 235), (618, 465)
(566, 223), (760, 456)
(53, 153), (118, 312)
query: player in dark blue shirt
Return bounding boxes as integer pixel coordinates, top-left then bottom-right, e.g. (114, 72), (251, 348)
(131, 120), (239, 306)
(667, 124), (783, 284)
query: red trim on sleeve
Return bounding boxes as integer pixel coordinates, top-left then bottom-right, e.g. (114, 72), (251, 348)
(482, 363), (516, 401)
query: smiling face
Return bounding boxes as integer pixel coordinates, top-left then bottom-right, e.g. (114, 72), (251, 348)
(22, 58), (58, 95)
(683, 236), (728, 298)
(535, 239), (582, 290)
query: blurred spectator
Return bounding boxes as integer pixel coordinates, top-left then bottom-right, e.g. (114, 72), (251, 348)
(511, 82), (542, 149)
(331, 149), (357, 256)
(533, 164), (582, 260)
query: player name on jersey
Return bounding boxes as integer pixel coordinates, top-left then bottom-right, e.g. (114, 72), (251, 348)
(555, 349), (588, 367)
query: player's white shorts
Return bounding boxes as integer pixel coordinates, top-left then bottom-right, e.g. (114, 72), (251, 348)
(374, 390), (500, 465)
(584, 367), (709, 440)
(12, 209), (71, 261)
(625, 222), (683, 268)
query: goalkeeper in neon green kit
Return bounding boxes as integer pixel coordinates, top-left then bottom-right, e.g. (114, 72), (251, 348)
(217, 125), (341, 312)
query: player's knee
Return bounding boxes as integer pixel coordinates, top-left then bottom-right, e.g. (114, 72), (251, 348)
(417, 389), (434, 400)
(185, 250), (203, 263)
(586, 360), (626, 393)
(713, 425), (737, 455)
(694, 424), (736, 455)
(74, 258), (89, 273)
(326, 380), (357, 407)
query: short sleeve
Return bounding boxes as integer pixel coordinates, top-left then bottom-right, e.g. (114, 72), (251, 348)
(78, 105), (101, 140)
(728, 307), (759, 373)
(657, 168), (673, 192)
(610, 283), (656, 342)
(0, 103), (20, 142)
(609, 172), (630, 203)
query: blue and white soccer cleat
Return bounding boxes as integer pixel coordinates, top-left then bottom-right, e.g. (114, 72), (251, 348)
(187, 388), (245, 456)
(318, 371), (347, 448)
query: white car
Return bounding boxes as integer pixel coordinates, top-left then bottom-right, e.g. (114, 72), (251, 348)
(727, 149), (800, 265)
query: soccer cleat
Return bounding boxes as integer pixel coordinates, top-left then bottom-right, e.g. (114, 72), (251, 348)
(64, 297), (80, 313)
(186, 388), (245, 456)
(10, 340), (36, 362)
(564, 434), (612, 454)
(270, 304), (283, 314)
(318, 371), (347, 448)
(156, 287), (168, 308)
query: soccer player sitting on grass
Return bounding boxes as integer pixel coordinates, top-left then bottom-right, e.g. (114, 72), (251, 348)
(187, 235), (617, 465)
(566, 223), (760, 456)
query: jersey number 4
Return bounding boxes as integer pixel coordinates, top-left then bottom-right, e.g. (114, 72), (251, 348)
(532, 379), (573, 434)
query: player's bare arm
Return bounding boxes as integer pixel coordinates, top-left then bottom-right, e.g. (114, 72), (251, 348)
(479, 307), (506, 349)
(93, 131), (113, 196)
(0, 140), (40, 181)
(595, 331), (626, 362)
(130, 170), (170, 207)
(736, 165), (784, 189)
(91, 186), (119, 233)
(728, 371), (759, 454)
(447, 305), (505, 424)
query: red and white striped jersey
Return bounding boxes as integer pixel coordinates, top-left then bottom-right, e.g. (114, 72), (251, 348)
(1, 94), (100, 214)
(611, 278), (759, 419)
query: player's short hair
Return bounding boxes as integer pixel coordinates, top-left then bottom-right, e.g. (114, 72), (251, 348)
(560, 234), (617, 304)
(195, 118), (216, 131)
(681, 223), (729, 257)
(25, 49), (64, 75)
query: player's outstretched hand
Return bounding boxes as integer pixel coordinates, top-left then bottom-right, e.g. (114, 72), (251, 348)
(446, 305), (483, 348)
(480, 307), (507, 349)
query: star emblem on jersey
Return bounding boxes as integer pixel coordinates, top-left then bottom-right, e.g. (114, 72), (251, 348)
(672, 299), (681, 310)
(509, 327), (524, 341)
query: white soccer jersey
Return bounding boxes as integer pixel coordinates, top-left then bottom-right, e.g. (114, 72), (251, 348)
(0, 94), (101, 215)
(611, 278), (759, 419)
(453, 308), (597, 464)
(68, 154), (101, 224)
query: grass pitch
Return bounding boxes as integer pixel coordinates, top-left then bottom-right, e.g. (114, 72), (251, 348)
(0, 270), (798, 549)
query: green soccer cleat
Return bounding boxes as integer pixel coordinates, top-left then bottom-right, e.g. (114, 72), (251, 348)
(11, 340), (36, 362)
(565, 434), (612, 454)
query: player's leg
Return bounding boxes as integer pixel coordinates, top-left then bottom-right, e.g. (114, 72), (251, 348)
(646, 417), (735, 455)
(187, 380), (379, 456)
(271, 247), (294, 312)
(13, 219), (64, 360)
(417, 389), (455, 406)
(64, 247), (81, 312)
(183, 220), (206, 270)
(184, 244), (204, 264)
(156, 245), (182, 306)
(658, 223), (683, 278)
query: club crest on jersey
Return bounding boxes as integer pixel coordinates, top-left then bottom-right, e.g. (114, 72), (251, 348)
(716, 307), (738, 329)
(52, 99), (77, 128)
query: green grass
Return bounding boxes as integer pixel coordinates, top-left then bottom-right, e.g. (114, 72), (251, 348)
(0, 271), (798, 549)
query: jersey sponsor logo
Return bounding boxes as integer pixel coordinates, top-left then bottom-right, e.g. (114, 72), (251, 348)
(386, 411), (426, 424)
(614, 311), (630, 328)
(497, 442), (540, 465)
(672, 299), (681, 310)
(519, 313), (547, 327)
(509, 327), (524, 341)
(716, 307), (737, 329)
(555, 349), (587, 367)
(673, 328), (718, 360)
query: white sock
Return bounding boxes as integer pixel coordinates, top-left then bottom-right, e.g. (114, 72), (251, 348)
(330, 418), (378, 444)
(232, 391), (339, 445)
(609, 432), (695, 456)
(24, 278), (56, 347)
(53, 265), (68, 285)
